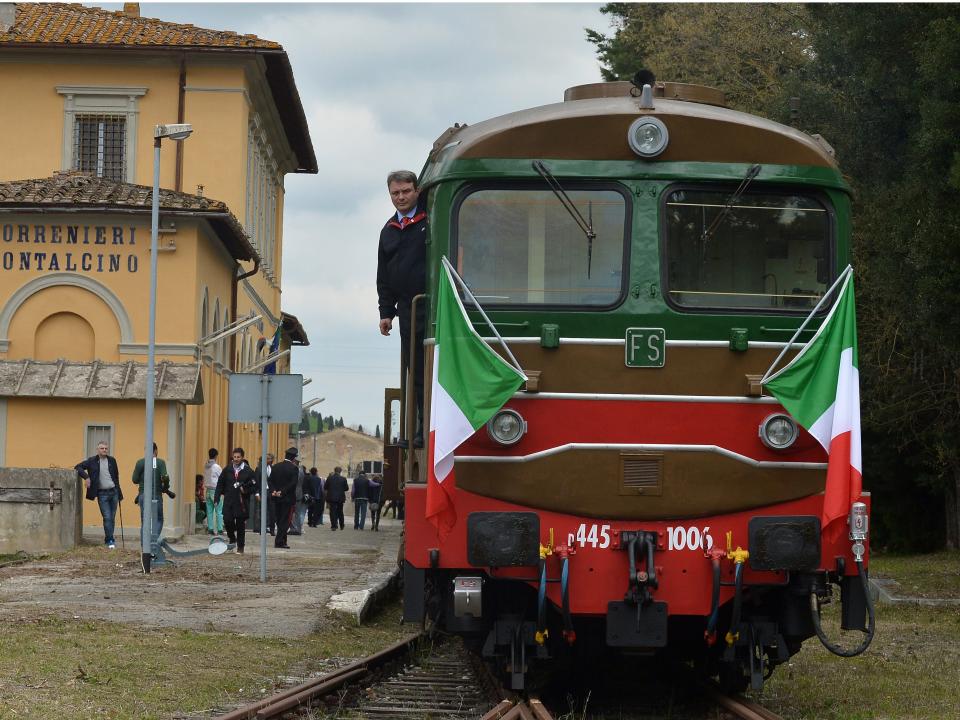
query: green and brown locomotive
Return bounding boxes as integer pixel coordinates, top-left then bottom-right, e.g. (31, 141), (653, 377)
(392, 77), (873, 691)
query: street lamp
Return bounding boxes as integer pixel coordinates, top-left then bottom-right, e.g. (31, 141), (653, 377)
(142, 122), (192, 574)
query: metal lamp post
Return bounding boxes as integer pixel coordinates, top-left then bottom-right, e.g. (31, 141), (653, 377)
(300, 397), (324, 468)
(142, 123), (192, 574)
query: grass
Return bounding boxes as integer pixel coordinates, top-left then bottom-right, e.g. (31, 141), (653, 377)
(761, 603), (960, 719)
(0, 598), (411, 720)
(869, 549), (960, 599)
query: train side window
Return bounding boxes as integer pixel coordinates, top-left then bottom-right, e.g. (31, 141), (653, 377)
(663, 188), (832, 312)
(454, 185), (630, 308)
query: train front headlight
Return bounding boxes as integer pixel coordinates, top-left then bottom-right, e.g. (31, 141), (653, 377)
(487, 409), (526, 446)
(627, 116), (669, 158)
(759, 413), (798, 450)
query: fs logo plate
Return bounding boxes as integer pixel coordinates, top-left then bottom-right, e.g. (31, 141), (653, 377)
(625, 327), (665, 368)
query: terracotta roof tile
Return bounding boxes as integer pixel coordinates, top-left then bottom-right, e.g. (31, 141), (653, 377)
(0, 170), (228, 211)
(0, 3), (281, 49)
(0, 171), (258, 263)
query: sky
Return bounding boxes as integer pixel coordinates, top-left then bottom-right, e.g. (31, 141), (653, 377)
(133, 2), (610, 432)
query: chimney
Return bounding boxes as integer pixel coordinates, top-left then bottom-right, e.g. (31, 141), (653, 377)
(122, 3), (140, 18)
(0, 4), (16, 33)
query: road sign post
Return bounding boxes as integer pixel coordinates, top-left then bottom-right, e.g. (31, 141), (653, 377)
(229, 373), (302, 582)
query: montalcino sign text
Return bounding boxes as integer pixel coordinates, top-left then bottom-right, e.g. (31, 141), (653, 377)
(1, 223), (141, 274)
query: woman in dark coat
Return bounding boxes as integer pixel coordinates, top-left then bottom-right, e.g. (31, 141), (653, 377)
(215, 447), (258, 553)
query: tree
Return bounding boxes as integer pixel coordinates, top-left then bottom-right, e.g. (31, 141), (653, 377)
(358, 423), (364, 434)
(299, 412), (309, 433)
(586, 3), (814, 117)
(588, 3), (960, 548)
(375, 424), (381, 439)
(337, 417), (344, 428)
(803, 5), (960, 549)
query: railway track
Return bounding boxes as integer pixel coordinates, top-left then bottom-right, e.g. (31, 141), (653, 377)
(210, 632), (781, 720)
(707, 687), (784, 720)
(212, 633), (555, 720)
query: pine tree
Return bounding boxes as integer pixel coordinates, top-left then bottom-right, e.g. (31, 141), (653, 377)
(358, 423), (364, 434)
(375, 424), (381, 439)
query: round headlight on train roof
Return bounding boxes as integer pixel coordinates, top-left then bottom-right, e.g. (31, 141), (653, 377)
(627, 116), (669, 158)
(487, 409), (526, 446)
(759, 413), (799, 450)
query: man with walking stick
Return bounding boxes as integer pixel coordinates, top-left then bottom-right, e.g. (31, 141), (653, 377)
(75, 441), (124, 549)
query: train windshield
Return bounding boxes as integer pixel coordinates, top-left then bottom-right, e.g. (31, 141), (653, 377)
(664, 188), (831, 311)
(455, 186), (629, 307)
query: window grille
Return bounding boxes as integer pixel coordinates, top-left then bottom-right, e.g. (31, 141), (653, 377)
(74, 114), (126, 181)
(85, 425), (113, 458)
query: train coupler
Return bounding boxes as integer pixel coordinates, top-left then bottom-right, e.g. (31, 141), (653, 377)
(606, 530), (667, 648)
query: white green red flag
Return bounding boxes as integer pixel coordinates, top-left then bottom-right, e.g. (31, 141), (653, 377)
(427, 260), (527, 540)
(763, 270), (862, 542)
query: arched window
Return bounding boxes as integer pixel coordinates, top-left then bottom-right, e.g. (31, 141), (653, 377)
(200, 288), (209, 343)
(212, 299), (221, 365)
(222, 309), (230, 366)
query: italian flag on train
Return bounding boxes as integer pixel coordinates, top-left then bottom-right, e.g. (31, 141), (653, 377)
(427, 260), (527, 540)
(763, 269), (861, 543)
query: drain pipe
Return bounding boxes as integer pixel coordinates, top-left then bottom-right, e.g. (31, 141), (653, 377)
(174, 53), (187, 192)
(226, 258), (261, 453)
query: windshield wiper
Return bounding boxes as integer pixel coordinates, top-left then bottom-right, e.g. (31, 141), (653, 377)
(700, 163), (762, 245)
(533, 160), (597, 278)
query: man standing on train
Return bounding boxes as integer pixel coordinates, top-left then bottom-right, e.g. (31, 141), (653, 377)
(377, 169), (427, 448)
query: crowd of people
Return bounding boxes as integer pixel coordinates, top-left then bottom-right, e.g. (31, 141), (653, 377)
(194, 446), (394, 548)
(77, 441), (397, 552)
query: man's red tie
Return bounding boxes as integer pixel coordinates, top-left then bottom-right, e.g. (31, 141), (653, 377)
(400, 216), (411, 228)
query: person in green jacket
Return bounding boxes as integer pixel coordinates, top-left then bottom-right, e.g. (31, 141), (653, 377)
(133, 442), (175, 549)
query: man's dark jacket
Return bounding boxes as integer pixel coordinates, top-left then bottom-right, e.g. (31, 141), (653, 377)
(307, 472), (323, 501)
(215, 462), (258, 519)
(351, 472), (370, 501)
(325, 472), (349, 503)
(377, 199), (427, 322)
(267, 459), (299, 501)
(75, 455), (123, 501)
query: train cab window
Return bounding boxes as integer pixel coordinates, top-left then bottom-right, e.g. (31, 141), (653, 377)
(664, 188), (831, 311)
(454, 186), (629, 307)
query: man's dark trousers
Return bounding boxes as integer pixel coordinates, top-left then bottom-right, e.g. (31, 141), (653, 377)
(274, 498), (293, 546)
(329, 501), (345, 530)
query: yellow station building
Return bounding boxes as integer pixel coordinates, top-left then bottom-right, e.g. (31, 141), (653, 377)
(0, 2), (316, 537)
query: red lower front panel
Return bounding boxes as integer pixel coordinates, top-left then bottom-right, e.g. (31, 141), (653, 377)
(405, 485), (869, 616)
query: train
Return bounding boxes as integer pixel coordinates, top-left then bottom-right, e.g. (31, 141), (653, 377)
(387, 75), (874, 692)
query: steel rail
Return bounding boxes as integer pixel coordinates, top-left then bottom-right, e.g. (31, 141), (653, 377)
(481, 697), (556, 720)
(700, 681), (784, 720)
(214, 632), (423, 720)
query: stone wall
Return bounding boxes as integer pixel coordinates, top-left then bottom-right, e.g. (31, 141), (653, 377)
(0, 467), (80, 553)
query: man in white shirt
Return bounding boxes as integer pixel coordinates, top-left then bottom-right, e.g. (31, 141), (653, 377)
(202, 448), (223, 535)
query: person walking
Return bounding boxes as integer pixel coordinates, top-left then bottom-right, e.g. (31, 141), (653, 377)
(202, 448), (224, 536)
(75, 441), (124, 548)
(325, 466), (348, 531)
(251, 452), (274, 535)
(133, 443), (174, 550)
(368, 474), (383, 531)
(352, 469), (370, 530)
(290, 461), (307, 535)
(306, 467), (324, 527)
(215, 447), (257, 554)
(268, 447), (299, 548)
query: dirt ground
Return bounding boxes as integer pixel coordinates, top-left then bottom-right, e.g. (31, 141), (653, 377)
(0, 512), (402, 638)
